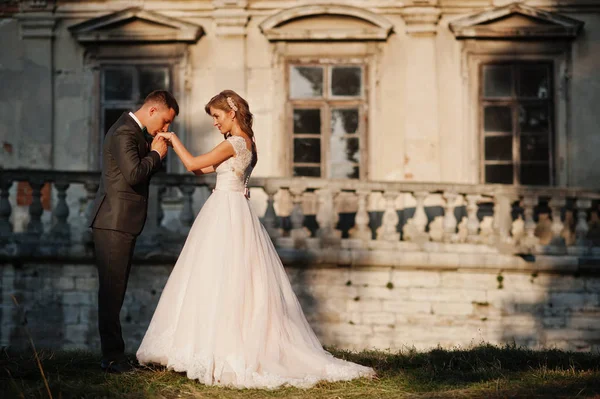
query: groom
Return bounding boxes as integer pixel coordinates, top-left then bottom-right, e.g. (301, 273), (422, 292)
(89, 90), (179, 373)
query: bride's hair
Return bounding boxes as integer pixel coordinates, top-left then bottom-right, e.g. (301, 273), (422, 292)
(205, 90), (257, 167)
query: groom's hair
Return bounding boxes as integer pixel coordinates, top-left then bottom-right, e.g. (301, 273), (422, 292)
(144, 90), (179, 116)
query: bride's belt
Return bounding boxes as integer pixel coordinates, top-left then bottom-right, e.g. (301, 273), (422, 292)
(213, 187), (244, 193)
(214, 182), (245, 193)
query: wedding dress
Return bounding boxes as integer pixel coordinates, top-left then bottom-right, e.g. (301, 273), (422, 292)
(136, 135), (375, 389)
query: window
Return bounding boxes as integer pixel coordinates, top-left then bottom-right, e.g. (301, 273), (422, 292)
(101, 65), (170, 136)
(288, 64), (366, 179)
(481, 62), (554, 185)
(100, 65), (172, 171)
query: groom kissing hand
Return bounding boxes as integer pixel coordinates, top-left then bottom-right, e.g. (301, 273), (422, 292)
(88, 90), (178, 374)
(151, 133), (169, 157)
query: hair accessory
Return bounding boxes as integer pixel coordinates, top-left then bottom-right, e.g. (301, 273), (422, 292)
(226, 97), (238, 112)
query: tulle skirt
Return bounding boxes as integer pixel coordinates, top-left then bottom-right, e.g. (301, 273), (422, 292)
(136, 189), (375, 389)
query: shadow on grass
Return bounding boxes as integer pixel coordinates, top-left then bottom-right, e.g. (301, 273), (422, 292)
(332, 343), (600, 396)
(2, 344), (600, 398)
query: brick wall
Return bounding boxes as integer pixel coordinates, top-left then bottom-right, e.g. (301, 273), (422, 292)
(1, 263), (599, 353)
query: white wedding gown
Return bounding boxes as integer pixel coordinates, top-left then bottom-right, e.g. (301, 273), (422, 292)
(136, 135), (375, 389)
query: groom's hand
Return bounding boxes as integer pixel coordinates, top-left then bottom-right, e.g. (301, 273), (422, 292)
(156, 132), (175, 147)
(151, 136), (168, 159)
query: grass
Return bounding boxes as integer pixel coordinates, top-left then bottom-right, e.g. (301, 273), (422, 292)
(1, 344), (600, 398)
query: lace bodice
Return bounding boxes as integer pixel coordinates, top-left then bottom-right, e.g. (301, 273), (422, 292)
(214, 135), (254, 193)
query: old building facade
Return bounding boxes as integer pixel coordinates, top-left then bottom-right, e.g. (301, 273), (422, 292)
(2, 0), (599, 186)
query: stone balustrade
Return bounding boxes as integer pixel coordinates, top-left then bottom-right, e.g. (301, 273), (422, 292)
(2, 169), (600, 353)
(1, 169), (600, 268)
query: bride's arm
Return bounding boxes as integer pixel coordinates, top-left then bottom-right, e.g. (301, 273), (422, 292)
(192, 166), (215, 176)
(157, 133), (234, 174)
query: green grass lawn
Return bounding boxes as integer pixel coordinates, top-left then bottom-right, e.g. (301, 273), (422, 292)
(2, 344), (599, 398)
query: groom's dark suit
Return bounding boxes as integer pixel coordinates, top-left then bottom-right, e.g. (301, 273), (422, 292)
(89, 112), (162, 363)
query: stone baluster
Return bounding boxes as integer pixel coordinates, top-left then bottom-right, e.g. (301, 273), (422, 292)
(349, 190), (371, 241)
(521, 195), (539, 249)
(575, 198), (591, 246)
(26, 180), (45, 236)
(50, 182), (70, 241)
(316, 187), (341, 246)
(549, 196), (566, 246)
(492, 192), (513, 245)
(0, 179), (13, 237)
(443, 191), (458, 242)
(402, 190), (429, 243)
(83, 181), (99, 245)
(412, 191), (429, 236)
(465, 194), (480, 242)
(289, 184), (310, 247)
(377, 191), (400, 241)
(262, 183), (281, 240)
(179, 184), (196, 230)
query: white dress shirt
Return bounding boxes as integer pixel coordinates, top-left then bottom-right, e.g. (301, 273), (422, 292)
(129, 112), (143, 130)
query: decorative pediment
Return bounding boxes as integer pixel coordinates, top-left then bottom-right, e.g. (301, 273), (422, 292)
(68, 7), (204, 44)
(259, 4), (393, 41)
(449, 2), (584, 39)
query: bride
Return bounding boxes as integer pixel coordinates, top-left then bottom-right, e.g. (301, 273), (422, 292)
(136, 90), (375, 389)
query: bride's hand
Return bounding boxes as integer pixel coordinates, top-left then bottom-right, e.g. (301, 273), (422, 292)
(156, 132), (177, 146)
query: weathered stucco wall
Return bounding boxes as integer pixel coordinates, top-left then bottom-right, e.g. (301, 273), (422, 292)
(2, 0), (599, 188)
(52, 17), (93, 172)
(570, 13), (600, 189)
(0, 17), (54, 170)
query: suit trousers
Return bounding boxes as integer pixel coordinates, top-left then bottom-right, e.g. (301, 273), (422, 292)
(93, 227), (137, 362)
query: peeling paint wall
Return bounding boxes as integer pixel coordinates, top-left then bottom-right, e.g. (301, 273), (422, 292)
(1, 0), (599, 189)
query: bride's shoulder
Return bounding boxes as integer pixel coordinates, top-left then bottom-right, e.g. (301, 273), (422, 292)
(228, 134), (253, 150)
(227, 135), (245, 143)
(225, 135), (248, 155)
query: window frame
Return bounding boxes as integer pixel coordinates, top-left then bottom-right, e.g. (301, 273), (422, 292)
(100, 64), (172, 142)
(463, 42), (570, 187)
(479, 61), (555, 186)
(96, 60), (178, 173)
(286, 61), (368, 180)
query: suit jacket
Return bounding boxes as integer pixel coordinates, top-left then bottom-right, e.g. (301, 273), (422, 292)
(89, 112), (162, 236)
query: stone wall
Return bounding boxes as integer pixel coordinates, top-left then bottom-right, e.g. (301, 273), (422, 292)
(1, 261), (599, 353)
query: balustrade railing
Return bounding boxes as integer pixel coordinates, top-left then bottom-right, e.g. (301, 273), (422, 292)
(1, 169), (599, 260)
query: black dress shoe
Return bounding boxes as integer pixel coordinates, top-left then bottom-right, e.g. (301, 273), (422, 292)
(101, 359), (136, 374)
